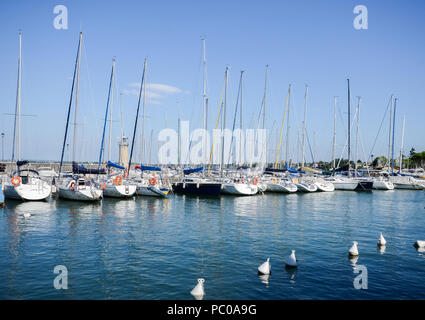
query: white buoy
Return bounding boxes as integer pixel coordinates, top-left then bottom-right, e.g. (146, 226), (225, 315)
(378, 233), (387, 246)
(23, 213), (31, 218)
(349, 241), (359, 256)
(285, 250), (297, 268)
(190, 278), (205, 299)
(258, 258), (271, 275)
(414, 240), (425, 248)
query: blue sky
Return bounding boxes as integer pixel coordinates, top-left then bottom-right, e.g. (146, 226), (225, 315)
(0, 0), (424, 163)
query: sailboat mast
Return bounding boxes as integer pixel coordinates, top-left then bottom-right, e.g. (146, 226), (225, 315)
(73, 32), (83, 162)
(387, 95), (394, 169)
(202, 38), (207, 165)
(275, 85), (291, 169)
(141, 58), (148, 164)
(128, 58), (147, 174)
(59, 33), (82, 175)
(108, 58), (116, 162)
(347, 79), (351, 177)
(12, 32), (22, 162)
(98, 58), (115, 171)
(355, 96), (361, 177)
(301, 85), (309, 168)
(239, 70), (244, 166)
(332, 96), (337, 173)
(391, 98), (397, 174)
(221, 67), (228, 174)
(399, 115), (405, 173)
(285, 84), (292, 164)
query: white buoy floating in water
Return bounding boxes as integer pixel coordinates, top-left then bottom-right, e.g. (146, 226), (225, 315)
(23, 213), (31, 218)
(285, 250), (297, 268)
(190, 278), (205, 299)
(414, 240), (425, 248)
(258, 258), (271, 275)
(349, 241), (359, 256)
(378, 233), (387, 246)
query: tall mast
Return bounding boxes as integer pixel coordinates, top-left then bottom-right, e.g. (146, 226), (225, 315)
(12, 32), (22, 162)
(221, 67), (228, 174)
(387, 95), (394, 169)
(59, 33), (82, 175)
(108, 58), (116, 162)
(141, 58), (148, 164)
(202, 38), (208, 165)
(239, 70), (244, 165)
(128, 58), (147, 174)
(332, 96), (337, 173)
(355, 96), (361, 177)
(347, 79), (351, 177)
(399, 115), (405, 173)
(275, 84), (291, 169)
(98, 58), (115, 171)
(301, 85), (309, 168)
(285, 84), (292, 164)
(391, 98), (397, 174)
(73, 32), (83, 162)
(177, 102), (181, 167)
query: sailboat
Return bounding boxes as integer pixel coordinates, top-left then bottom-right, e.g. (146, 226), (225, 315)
(221, 71), (258, 196)
(134, 165), (170, 197)
(56, 32), (104, 201)
(327, 79), (372, 191)
(102, 161), (137, 198)
(2, 32), (51, 201)
(172, 40), (223, 196)
(97, 58), (136, 198)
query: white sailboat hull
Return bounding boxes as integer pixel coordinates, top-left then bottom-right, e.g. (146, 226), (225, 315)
(266, 182), (298, 193)
(314, 181), (335, 192)
(372, 180), (395, 190)
(222, 183), (258, 195)
(58, 186), (102, 201)
(136, 185), (170, 197)
(103, 184), (136, 198)
(295, 183), (318, 192)
(2, 179), (51, 201)
(331, 181), (359, 190)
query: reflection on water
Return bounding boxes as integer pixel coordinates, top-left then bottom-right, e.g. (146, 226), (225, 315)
(258, 273), (270, 286)
(349, 256), (359, 268)
(1, 190), (425, 299)
(285, 268), (297, 285)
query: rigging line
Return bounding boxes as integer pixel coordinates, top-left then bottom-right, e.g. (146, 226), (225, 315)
(207, 74), (226, 175)
(128, 58), (146, 174)
(305, 130), (315, 165)
(336, 106), (359, 169)
(358, 127), (371, 176)
(82, 40), (102, 153)
(59, 34), (81, 175)
(275, 85), (291, 168)
(367, 95), (392, 162)
(97, 61), (114, 172)
(227, 71), (243, 166)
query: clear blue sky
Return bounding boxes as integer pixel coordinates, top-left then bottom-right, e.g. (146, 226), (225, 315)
(1, 0), (424, 164)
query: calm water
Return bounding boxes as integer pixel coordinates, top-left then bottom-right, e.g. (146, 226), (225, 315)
(0, 188), (424, 300)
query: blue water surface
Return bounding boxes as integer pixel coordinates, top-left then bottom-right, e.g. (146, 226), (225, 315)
(0, 189), (424, 299)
